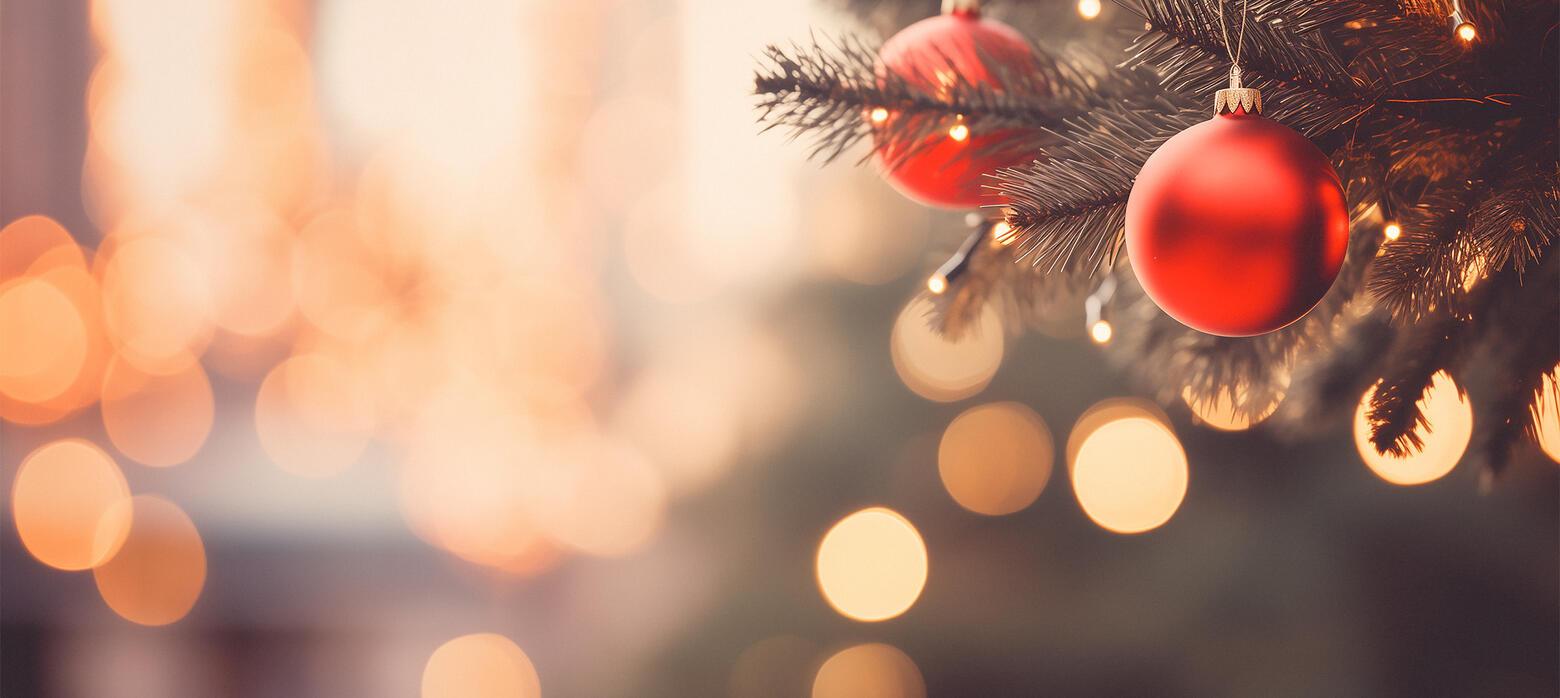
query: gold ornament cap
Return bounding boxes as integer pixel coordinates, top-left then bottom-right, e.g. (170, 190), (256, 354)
(942, 0), (981, 16)
(1214, 65), (1262, 115)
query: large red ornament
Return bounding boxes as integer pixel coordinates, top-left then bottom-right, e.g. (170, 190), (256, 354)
(875, 1), (1038, 209)
(1125, 77), (1349, 337)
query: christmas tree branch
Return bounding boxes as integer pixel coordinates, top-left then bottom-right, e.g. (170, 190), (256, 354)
(994, 102), (1202, 274)
(753, 34), (1078, 164)
(1367, 131), (1533, 321)
(922, 221), (1091, 339)
(1467, 246), (1559, 473)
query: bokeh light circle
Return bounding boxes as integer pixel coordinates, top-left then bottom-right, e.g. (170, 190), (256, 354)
(1354, 370), (1472, 485)
(92, 495), (207, 626)
(1071, 417), (1188, 534)
(255, 353), (375, 477)
(815, 507), (928, 622)
(0, 214), (82, 279)
(1065, 397), (1169, 471)
(890, 297), (1002, 402)
(100, 354), (215, 467)
(11, 439), (132, 570)
(99, 236), (214, 373)
(422, 633), (541, 698)
(0, 277), (89, 403)
(1181, 385), (1283, 432)
(938, 401), (1053, 515)
(812, 643), (926, 698)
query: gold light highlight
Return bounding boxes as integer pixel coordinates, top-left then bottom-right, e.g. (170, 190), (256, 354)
(812, 643), (926, 698)
(1071, 417), (1188, 534)
(1354, 371), (1472, 485)
(947, 123), (970, 142)
(891, 297), (1003, 402)
(938, 402), (1053, 515)
(1078, 0), (1103, 19)
(92, 495), (206, 626)
(815, 507), (928, 622)
(869, 107), (889, 124)
(11, 439), (132, 570)
(422, 633), (541, 698)
(1383, 222), (1402, 240)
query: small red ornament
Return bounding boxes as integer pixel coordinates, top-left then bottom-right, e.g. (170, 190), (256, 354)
(1125, 70), (1349, 337)
(875, 0), (1038, 209)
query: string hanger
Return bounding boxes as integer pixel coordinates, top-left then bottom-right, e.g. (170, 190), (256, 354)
(1210, 0), (1262, 114)
(1214, 0), (1249, 88)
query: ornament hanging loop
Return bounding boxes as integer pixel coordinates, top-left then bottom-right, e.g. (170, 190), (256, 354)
(1215, 65), (1262, 115)
(1211, 1), (1261, 115)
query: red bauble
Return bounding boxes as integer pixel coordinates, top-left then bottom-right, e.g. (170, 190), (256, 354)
(1125, 106), (1349, 337)
(876, 5), (1038, 209)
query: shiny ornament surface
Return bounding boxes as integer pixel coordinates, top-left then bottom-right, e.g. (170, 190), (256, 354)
(1124, 110), (1349, 336)
(876, 9), (1037, 209)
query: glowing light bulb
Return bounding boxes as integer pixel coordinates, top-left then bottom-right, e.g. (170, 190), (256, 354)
(947, 123), (969, 142)
(1383, 222), (1401, 240)
(869, 107), (889, 124)
(1456, 22), (1476, 41)
(927, 274), (947, 295)
(1078, 0), (1102, 19)
(1089, 320), (1112, 344)
(816, 507), (928, 622)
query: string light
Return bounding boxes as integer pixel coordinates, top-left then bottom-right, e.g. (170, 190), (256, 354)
(947, 122), (969, 142)
(1450, 0), (1476, 42)
(1078, 0), (1102, 19)
(1089, 320), (1113, 344)
(926, 274), (948, 295)
(1084, 274), (1117, 344)
(1383, 222), (1402, 240)
(869, 107), (889, 124)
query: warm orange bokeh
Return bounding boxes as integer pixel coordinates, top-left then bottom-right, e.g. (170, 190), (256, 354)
(812, 643), (926, 698)
(1065, 397), (1169, 471)
(98, 235), (214, 373)
(815, 507), (928, 622)
(890, 296), (1003, 402)
(938, 401), (1053, 515)
(1354, 371), (1472, 485)
(0, 278), (89, 403)
(1071, 416), (1188, 534)
(422, 633), (541, 698)
(254, 353), (375, 478)
(1182, 384), (1283, 432)
(1538, 365), (1560, 464)
(92, 495), (207, 626)
(11, 439), (132, 571)
(100, 354), (214, 467)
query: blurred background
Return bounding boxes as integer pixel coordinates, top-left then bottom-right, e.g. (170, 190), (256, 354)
(1, 0), (1556, 696)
